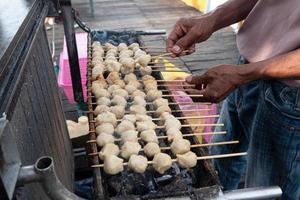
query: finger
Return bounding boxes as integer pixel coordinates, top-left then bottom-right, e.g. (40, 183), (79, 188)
(185, 74), (209, 88)
(185, 88), (201, 94)
(198, 85), (222, 103)
(196, 88), (216, 103)
(188, 44), (196, 53)
(174, 27), (198, 53)
(185, 88), (210, 102)
(177, 46), (196, 56)
(166, 24), (186, 53)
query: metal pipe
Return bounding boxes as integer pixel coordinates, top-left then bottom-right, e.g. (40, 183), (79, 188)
(17, 156), (84, 200)
(60, 3), (84, 103)
(223, 186), (282, 200)
(17, 165), (41, 186)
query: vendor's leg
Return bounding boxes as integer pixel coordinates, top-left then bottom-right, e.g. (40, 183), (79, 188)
(211, 79), (262, 190)
(210, 88), (248, 190)
(246, 81), (300, 200)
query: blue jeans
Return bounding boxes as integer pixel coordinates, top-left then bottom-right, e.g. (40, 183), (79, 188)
(211, 59), (300, 200)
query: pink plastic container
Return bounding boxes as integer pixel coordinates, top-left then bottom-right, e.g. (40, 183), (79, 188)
(58, 33), (88, 103)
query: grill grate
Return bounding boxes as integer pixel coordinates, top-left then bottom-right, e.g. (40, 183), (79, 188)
(85, 31), (246, 199)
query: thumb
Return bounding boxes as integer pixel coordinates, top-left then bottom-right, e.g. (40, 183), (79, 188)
(185, 74), (208, 85)
(174, 28), (198, 52)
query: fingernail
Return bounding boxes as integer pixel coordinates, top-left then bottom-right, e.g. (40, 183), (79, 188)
(172, 45), (181, 53)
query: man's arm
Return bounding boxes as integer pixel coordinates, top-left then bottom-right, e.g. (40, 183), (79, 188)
(186, 49), (300, 103)
(208, 0), (258, 32)
(167, 0), (259, 55)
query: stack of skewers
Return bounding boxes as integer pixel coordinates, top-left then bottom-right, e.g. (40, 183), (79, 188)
(87, 41), (246, 175)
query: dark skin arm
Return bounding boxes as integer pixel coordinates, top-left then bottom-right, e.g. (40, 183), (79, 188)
(166, 0), (259, 56)
(167, 0), (300, 103)
(186, 49), (300, 103)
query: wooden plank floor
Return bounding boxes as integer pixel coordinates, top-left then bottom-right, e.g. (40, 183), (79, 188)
(47, 0), (238, 117)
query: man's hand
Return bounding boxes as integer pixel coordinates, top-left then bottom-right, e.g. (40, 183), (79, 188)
(166, 16), (215, 56)
(185, 65), (245, 103)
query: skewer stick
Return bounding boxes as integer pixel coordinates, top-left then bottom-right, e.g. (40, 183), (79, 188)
(91, 102), (211, 106)
(89, 108), (212, 115)
(152, 114), (219, 121)
(89, 140), (238, 156)
(96, 45), (164, 50)
(140, 46), (166, 49)
(160, 140), (238, 150)
(155, 123), (224, 129)
(134, 69), (190, 73)
(158, 84), (195, 87)
(138, 79), (186, 82)
(91, 152), (247, 167)
(144, 108), (212, 113)
(86, 131), (226, 144)
(115, 115), (219, 122)
(160, 89), (198, 92)
(91, 94), (203, 98)
(156, 80), (186, 82)
(162, 94), (203, 97)
(149, 65), (179, 69)
(151, 50), (189, 58)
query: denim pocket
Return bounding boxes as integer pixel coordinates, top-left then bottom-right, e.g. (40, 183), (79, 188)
(264, 81), (300, 120)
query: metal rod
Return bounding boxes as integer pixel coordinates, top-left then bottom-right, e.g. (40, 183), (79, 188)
(223, 186), (282, 200)
(60, 4), (84, 103)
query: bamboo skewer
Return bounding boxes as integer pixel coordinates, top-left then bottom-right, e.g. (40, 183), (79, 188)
(90, 122), (223, 129)
(151, 50), (189, 59)
(88, 140), (238, 156)
(138, 79), (186, 82)
(158, 84), (195, 87)
(91, 102), (211, 106)
(155, 123), (224, 129)
(87, 108), (212, 115)
(115, 115), (219, 122)
(160, 89), (198, 92)
(162, 94), (203, 97)
(90, 94), (203, 98)
(86, 131), (227, 144)
(152, 115), (219, 121)
(134, 69), (190, 73)
(143, 108), (211, 113)
(98, 50), (188, 60)
(159, 140), (238, 150)
(156, 79), (186, 82)
(91, 152), (248, 167)
(94, 45), (165, 50)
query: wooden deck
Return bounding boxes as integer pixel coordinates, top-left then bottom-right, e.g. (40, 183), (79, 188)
(47, 0), (238, 119)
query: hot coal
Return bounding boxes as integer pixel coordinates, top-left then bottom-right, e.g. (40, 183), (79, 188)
(91, 31), (139, 46)
(101, 161), (202, 198)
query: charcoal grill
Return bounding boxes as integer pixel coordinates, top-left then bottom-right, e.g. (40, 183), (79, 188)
(84, 31), (246, 200)
(0, 0), (283, 199)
